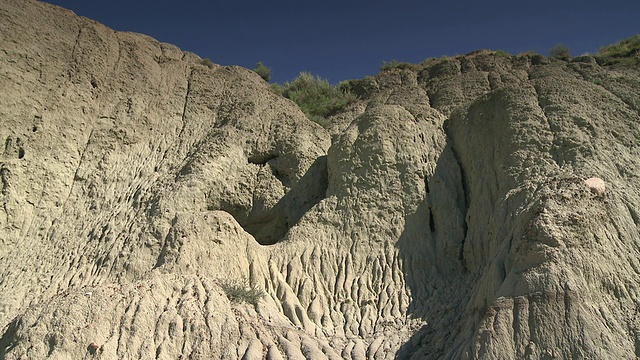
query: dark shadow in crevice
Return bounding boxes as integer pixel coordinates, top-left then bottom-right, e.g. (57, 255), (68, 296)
(0, 316), (21, 358)
(443, 120), (470, 269)
(395, 138), (471, 359)
(229, 156), (328, 246)
(248, 152), (278, 166)
(428, 207), (436, 233)
(394, 196), (471, 360)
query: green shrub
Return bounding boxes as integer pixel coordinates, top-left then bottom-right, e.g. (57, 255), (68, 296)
(339, 76), (377, 99)
(597, 35), (640, 66)
(253, 61), (272, 82)
(275, 72), (356, 127)
(270, 83), (284, 95)
(380, 60), (399, 71)
(199, 57), (215, 69)
(530, 53), (548, 65)
(549, 43), (571, 60)
(599, 35), (640, 58)
(220, 280), (264, 306)
(380, 60), (418, 71)
(495, 49), (511, 57)
(337, 80), (352, 94)
(380, 57), (447, 72)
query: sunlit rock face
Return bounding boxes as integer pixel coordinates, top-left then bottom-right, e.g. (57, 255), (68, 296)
(1, 1), (640, 359)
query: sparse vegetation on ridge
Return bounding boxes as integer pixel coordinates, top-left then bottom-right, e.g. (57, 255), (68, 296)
(597, 34), (640, 66)
(253, 61), (272, 82)
(549, 43), (571, 60)
(380, 60), (419, 71)
(379, 58), (440, 72)
(264, 35), (640, 128)
(198, 57), (215, 69)
(272, 72), (356, 127)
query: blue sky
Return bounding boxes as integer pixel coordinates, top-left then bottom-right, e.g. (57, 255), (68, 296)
(45, 0), (639, 84)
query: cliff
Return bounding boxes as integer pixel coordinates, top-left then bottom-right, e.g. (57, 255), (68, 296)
(1, 1), (640, 359)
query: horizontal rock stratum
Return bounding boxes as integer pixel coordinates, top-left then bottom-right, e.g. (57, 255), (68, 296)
(1, 1), (640, 359)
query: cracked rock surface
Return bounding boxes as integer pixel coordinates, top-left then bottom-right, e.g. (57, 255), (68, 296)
(1, 1), (640, 359)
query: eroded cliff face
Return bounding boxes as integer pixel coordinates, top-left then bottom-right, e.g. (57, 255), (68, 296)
(1, 1), (640, 359)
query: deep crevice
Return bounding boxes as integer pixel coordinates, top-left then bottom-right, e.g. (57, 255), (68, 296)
(4, 137), (12, 155)
(443, 122), (470, 269)
(428, 207), (436, 233)
(47, 336), (56, 356)
(178, 69), (195, 139)
(220, 156), (328, 246)
(0, 317), (21, 357)
(247, 153), (278, 166)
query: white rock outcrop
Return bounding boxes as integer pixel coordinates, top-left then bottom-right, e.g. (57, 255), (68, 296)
(584, 177), (606, 195)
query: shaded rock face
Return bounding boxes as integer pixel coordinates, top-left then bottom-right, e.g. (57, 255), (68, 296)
(1, 1), (640, 359)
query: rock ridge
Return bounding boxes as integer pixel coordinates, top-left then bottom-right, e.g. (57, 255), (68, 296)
(1, 1), (640, 359)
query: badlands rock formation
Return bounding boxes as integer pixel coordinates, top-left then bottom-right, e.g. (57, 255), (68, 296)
(1, 1), (640, 359)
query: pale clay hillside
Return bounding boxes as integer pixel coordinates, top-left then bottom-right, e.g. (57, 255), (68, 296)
(1, 0), (640, 359)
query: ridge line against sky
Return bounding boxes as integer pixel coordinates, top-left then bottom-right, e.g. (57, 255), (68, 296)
(44, 0), (640, 84)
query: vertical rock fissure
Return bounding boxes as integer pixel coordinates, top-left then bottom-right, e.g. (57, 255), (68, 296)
(178, 68), (195, 140)
(158, 68), (194, 167)
(447, 141), (470, 269)
(58, 128), (95, 216)
(112, 31), (123, 75)
(67, 25), (83, 81)
(0, 165), (9, 195)
(425, 177), (436, 233)
(530, 83), (560, 167)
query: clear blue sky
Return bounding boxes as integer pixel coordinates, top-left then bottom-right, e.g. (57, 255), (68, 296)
(44, 0), (639, 84)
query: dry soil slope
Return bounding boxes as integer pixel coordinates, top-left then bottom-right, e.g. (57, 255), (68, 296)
(1, 1), (640, 359)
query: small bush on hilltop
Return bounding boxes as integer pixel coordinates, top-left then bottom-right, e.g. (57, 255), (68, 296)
(199, 57), (215, 69)
(253, 61), (272, 82)
(380, 57), (453, 72)
(273, 72), (356, 127)
(380, 59), (419, 71)
(597, 35), (640, 66)
(549, 43), (571, 60)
